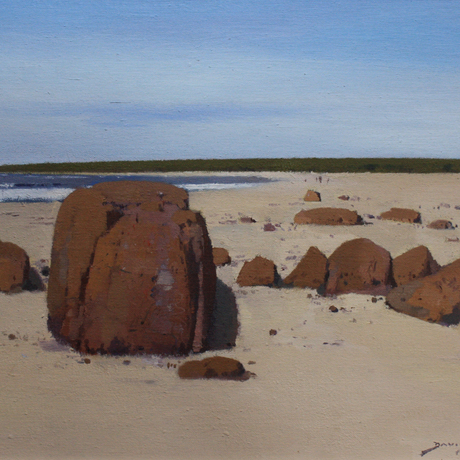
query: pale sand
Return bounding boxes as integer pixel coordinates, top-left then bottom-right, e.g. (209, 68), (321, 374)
(2, 173), (460, 460)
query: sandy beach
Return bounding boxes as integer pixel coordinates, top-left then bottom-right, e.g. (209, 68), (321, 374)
(2, 172), (460, 460)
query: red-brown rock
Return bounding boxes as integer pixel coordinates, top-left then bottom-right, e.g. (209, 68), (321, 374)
(47, 181), (216, 356)
(178, 356), (250, 380)
(304, 190), (321, 202)
(427, 219), (453, 229)
(338, 195), (350, 201)
(380, 208), (421, 223)
(284, 247), (328, 289)
(392, 246), (440, 287)
(213, 247), (231, 266)
(325, 238), (392, 296)
(294, 208), (362, 226)
(236, 256), (278, 287)
(386, 258), (460, 325)
(263, 223), (276, 232)
(0, 241), (30, 293)
(239, 216), (256, 223)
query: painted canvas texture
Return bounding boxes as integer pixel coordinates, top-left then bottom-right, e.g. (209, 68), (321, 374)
(2, 0), (460, 458)
(1, 172), (460, 460)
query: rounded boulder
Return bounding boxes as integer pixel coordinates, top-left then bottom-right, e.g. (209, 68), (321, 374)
(325, 238), (392, 296)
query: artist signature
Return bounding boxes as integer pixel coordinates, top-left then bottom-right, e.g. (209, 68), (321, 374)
(421, 442), (460, 457)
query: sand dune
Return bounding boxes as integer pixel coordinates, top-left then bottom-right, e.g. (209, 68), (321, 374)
(1, 172), (460, 460)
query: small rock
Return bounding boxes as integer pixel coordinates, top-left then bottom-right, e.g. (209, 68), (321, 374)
(392, 245), (439, 286)
(213, 247), (231, 266)
(239, 216), (256, 223)
(338, 195), (350, 201)
(380, 208), (421, 224)
(84, 358), (91, 364)
(269, 329), (278, 336)
(236, 256), (279, 287)
(283, 246), (328, 289)
(329, 306), (338, 313)
(123, 360), (131, 365)
(304, 190), (321, 202)
(178, 356), (250, 381)
(427, 219), (454, 229)
(263, 223), (276, 232)
(0, 241), (30, 293)
(294, 208), (363, 226)
(8, 334), (17, 340)
(371, 297), (378, 303)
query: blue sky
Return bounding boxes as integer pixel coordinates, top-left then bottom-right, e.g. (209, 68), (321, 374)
(1, 0), (459, 164)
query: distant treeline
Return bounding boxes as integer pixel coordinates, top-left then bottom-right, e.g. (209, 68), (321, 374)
(1, 158), (460, 174)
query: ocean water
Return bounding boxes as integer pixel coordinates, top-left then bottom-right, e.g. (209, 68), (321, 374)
(0, 173), (273, 203)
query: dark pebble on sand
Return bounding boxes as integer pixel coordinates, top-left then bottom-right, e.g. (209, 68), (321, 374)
(329, 306), (338, 313)
(269, 329), (278, 336)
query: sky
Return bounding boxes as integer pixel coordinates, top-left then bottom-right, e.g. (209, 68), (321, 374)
(0, 0), (459, 165)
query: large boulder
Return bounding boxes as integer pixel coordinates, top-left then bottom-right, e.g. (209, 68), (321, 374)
(283, 246), (328, 289)
(325, 238), (392, 296)
(304, 190), (321, 202)
(392, 246), (439, 287)
(380, 208), (421, 223)
(236, 256), (278, 287)
(386, 259), (460, 325)
(47, 181), (216, 356)
(0, 241), (30, 293)
(294, 208), (362, 226)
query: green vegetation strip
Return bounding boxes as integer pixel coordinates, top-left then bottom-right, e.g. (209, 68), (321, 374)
(1, 158), (459, 174)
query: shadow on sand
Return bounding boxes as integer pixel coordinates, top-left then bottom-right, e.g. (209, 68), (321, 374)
(207, 279), (239, 351)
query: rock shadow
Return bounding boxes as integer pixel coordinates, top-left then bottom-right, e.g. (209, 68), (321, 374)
(23, 267), (46, 292)
(207, 279), (239, 350)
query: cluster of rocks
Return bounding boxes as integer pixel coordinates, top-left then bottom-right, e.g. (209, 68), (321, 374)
(294, 204), (452, 228)
(297, 190), (456, 228)
(235, 238), (460, 326)
(0, 181), (251, 379)
(2, 181), (459, 380)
